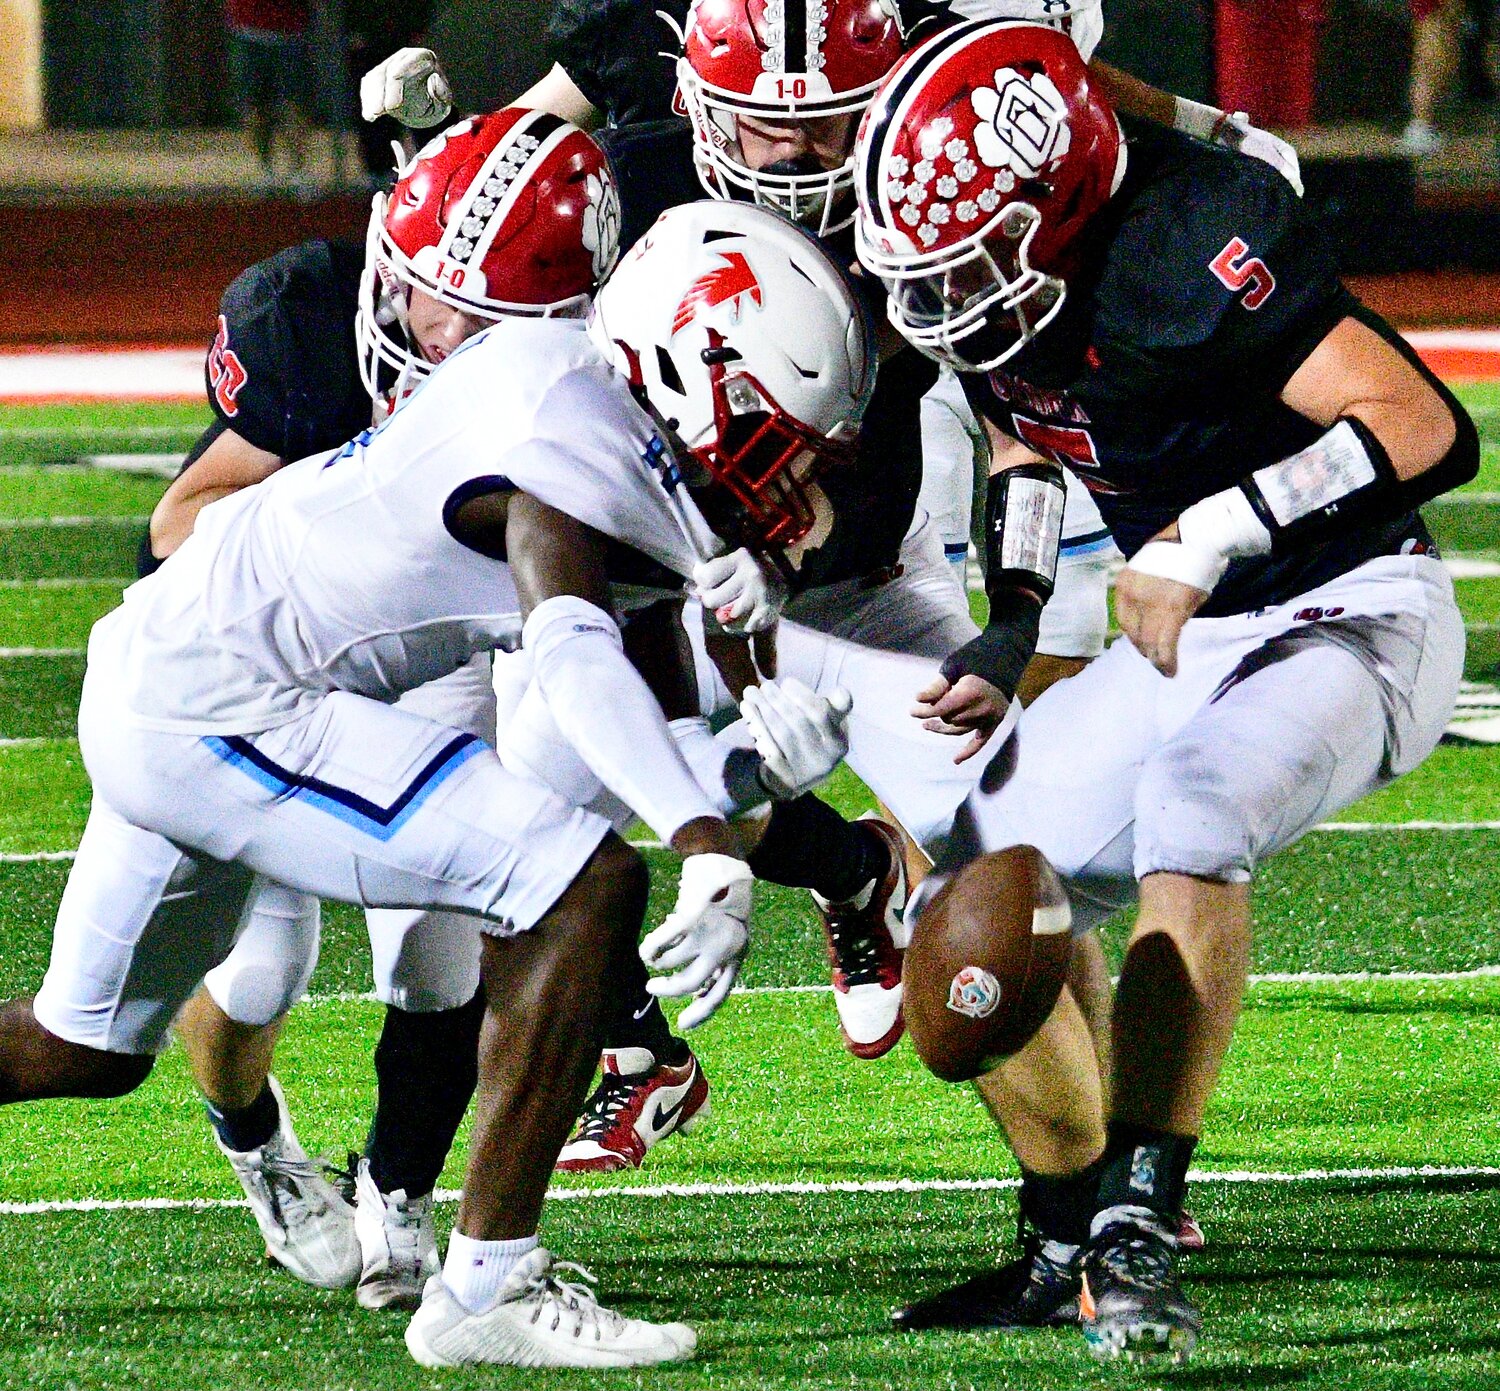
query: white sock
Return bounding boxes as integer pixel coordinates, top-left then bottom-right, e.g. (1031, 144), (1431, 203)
(443, 1231), (540, 1313)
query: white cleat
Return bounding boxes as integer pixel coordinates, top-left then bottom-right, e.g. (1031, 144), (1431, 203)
(214, 1076), (360, 1289)
(404, 1248), (698, 1369)
(355, 1156), (439, 1310)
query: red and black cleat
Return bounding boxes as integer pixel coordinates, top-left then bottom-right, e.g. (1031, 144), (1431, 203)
(812, 817), (908, 1060)
(555, 1047), (710, 1174)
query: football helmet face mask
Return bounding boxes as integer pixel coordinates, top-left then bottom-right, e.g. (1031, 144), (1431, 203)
(676, 0), (909, 236)
(588, 202), (875, 551)
(854, 20), (1125, 371)
(357, 106), (621, 413)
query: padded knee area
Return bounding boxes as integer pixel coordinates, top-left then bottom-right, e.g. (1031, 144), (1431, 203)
(203, 888), (320, 1026)
(1133, 729), (1331, 883)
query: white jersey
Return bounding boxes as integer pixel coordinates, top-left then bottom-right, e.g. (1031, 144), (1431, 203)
(98, 318), (715, 735)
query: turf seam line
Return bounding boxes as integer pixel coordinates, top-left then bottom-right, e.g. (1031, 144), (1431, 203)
(5, 1165), (1498, 1216)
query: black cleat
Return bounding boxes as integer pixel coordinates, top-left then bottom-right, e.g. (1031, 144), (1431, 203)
(1079, 1205), (1202, 1364)
(893, 1229), (1082, 1331)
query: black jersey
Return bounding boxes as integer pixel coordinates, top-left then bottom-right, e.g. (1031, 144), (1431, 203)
(962, 121), (1436, 617)
(206, 238), (370, 462)
(138, 239), (370, 579)
(549, 0), (689, 126)
(599, 119), (939, 586)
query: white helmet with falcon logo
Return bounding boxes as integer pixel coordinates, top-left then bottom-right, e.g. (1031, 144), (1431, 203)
(588, 201), (875, 549)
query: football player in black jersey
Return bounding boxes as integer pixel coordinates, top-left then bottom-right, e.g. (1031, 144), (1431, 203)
(363, 0), (1311, 1181)
(855, 20), (1476, 1362)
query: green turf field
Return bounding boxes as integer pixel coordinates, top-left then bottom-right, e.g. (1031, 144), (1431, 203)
(0, 395), (1496, 1391)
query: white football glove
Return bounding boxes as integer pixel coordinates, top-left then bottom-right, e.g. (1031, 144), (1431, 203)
(692, 548), (788, 635)
(640, 853), (753, 1029)
(1216, 111), (1304, 198)
(741, 678), (852, 800)
(360, 47), (453, 129)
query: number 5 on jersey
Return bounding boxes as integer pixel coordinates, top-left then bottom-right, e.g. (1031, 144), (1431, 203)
(1209, 237), (1276, 311)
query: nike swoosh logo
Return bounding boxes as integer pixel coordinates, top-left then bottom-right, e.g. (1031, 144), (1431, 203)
(651, 1089), (690, 1133)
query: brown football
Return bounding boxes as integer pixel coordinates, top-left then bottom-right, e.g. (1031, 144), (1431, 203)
(903, 845), (1074, 1083)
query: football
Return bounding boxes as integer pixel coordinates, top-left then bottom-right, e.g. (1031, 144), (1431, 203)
(903, 845), (1074, 1083)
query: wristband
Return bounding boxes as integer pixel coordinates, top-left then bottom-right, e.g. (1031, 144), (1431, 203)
(1126, 539), (1226, 595)
(938, 588), (1042, 700)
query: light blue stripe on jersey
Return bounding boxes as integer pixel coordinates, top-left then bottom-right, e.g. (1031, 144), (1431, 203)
(1060, 528), (1116, 557)
(204, 733), (483, 843)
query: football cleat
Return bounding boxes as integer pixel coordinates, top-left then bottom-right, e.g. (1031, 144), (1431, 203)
(892, 1228), (1082, 1331)
(404, 1249), (697, 1368)
(354, 1156), (440, 1311)
(812, 816), (907, 1059)
(1079, 1205), (1203, 1364)
(1177, 1210), (1206, 1252)
(554, 1046), (710, 1174)
(214, 1076), (360, 1289)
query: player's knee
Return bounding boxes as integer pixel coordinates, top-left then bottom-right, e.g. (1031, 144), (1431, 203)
(81, 1048), (155, 1098)
(1134, 737), (1288, 882)
(205, 956), (311, 1027)
(578, 833), (650, 927)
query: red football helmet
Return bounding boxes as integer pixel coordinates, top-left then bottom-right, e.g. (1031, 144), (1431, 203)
(676, 0), (910, 236)
(357, 106), (621, 409)
(853, 20), (1124, 370)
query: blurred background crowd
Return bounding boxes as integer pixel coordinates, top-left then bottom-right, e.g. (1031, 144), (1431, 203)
(4, 0), (1500, 342)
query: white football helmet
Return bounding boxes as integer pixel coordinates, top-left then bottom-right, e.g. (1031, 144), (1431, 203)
(588, 201), (875, 550)
(945, 0), (1105, 60)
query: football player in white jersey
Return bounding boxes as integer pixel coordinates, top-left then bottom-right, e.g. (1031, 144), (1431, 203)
(0, 199), (873, 1371)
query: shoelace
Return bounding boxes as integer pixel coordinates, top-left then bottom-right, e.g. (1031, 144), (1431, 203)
(573, 1072), (647, 1141)
(522, 1261), (626, 1341)
(825, 907), (887, 988)
(247, 1145), (333, 1235)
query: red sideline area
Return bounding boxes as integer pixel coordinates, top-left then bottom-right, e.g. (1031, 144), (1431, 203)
(1, 199), (1499, 395)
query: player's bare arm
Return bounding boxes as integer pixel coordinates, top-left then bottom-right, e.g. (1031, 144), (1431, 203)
(1120, 315), (1477, 675)
(148, 427), (282, 561)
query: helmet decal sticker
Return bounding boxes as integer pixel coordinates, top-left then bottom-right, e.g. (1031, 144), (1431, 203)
(671, 252), (765, 336)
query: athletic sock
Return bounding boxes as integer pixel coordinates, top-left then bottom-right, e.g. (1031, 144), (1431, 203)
(1018, 1156), (1106, 1247)
(366, 991), (485, 1198)
(444, 1231), (539, 1313)
(205, 1081), (280, 1154)
(748, 795), (890, 903)
(1095, 1122), (1197, 1221)
(599, 907), (690, 1066)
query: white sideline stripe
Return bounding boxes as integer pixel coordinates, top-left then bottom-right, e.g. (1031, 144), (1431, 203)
(4, 820), (1495, 863)
(1403, 329), (1500, 352)
(0, 577), (130, 589)
(0, 647), (84, 657)
(4, 1164), (1498, 1217)
(0, 349), (203, 398)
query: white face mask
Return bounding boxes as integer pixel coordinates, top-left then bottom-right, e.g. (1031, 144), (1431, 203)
(943, 0), (1105, 61)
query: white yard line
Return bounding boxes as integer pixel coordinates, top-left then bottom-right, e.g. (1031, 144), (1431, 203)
(3, 1163), (1497, 1216)
(2, 821), (1494, 865)
(0, 515), (148, 528)
(0, 647), (84, 657)
(290, 967), (1500, 1010)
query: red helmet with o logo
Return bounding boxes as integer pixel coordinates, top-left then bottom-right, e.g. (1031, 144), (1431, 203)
(853, 20), (1124, 370)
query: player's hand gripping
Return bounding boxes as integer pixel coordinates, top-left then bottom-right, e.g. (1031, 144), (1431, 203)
(1115, 526), (1211, 676)
(911, 671), (1010, 765)
(692, 548), (788, 635)
(741, 678), (852, 800)
(641, 854), (754, 1029)
(360, 47), (453, 129)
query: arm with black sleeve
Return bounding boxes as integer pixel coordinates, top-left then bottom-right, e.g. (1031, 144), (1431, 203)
(938, 460), (1069, 701)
